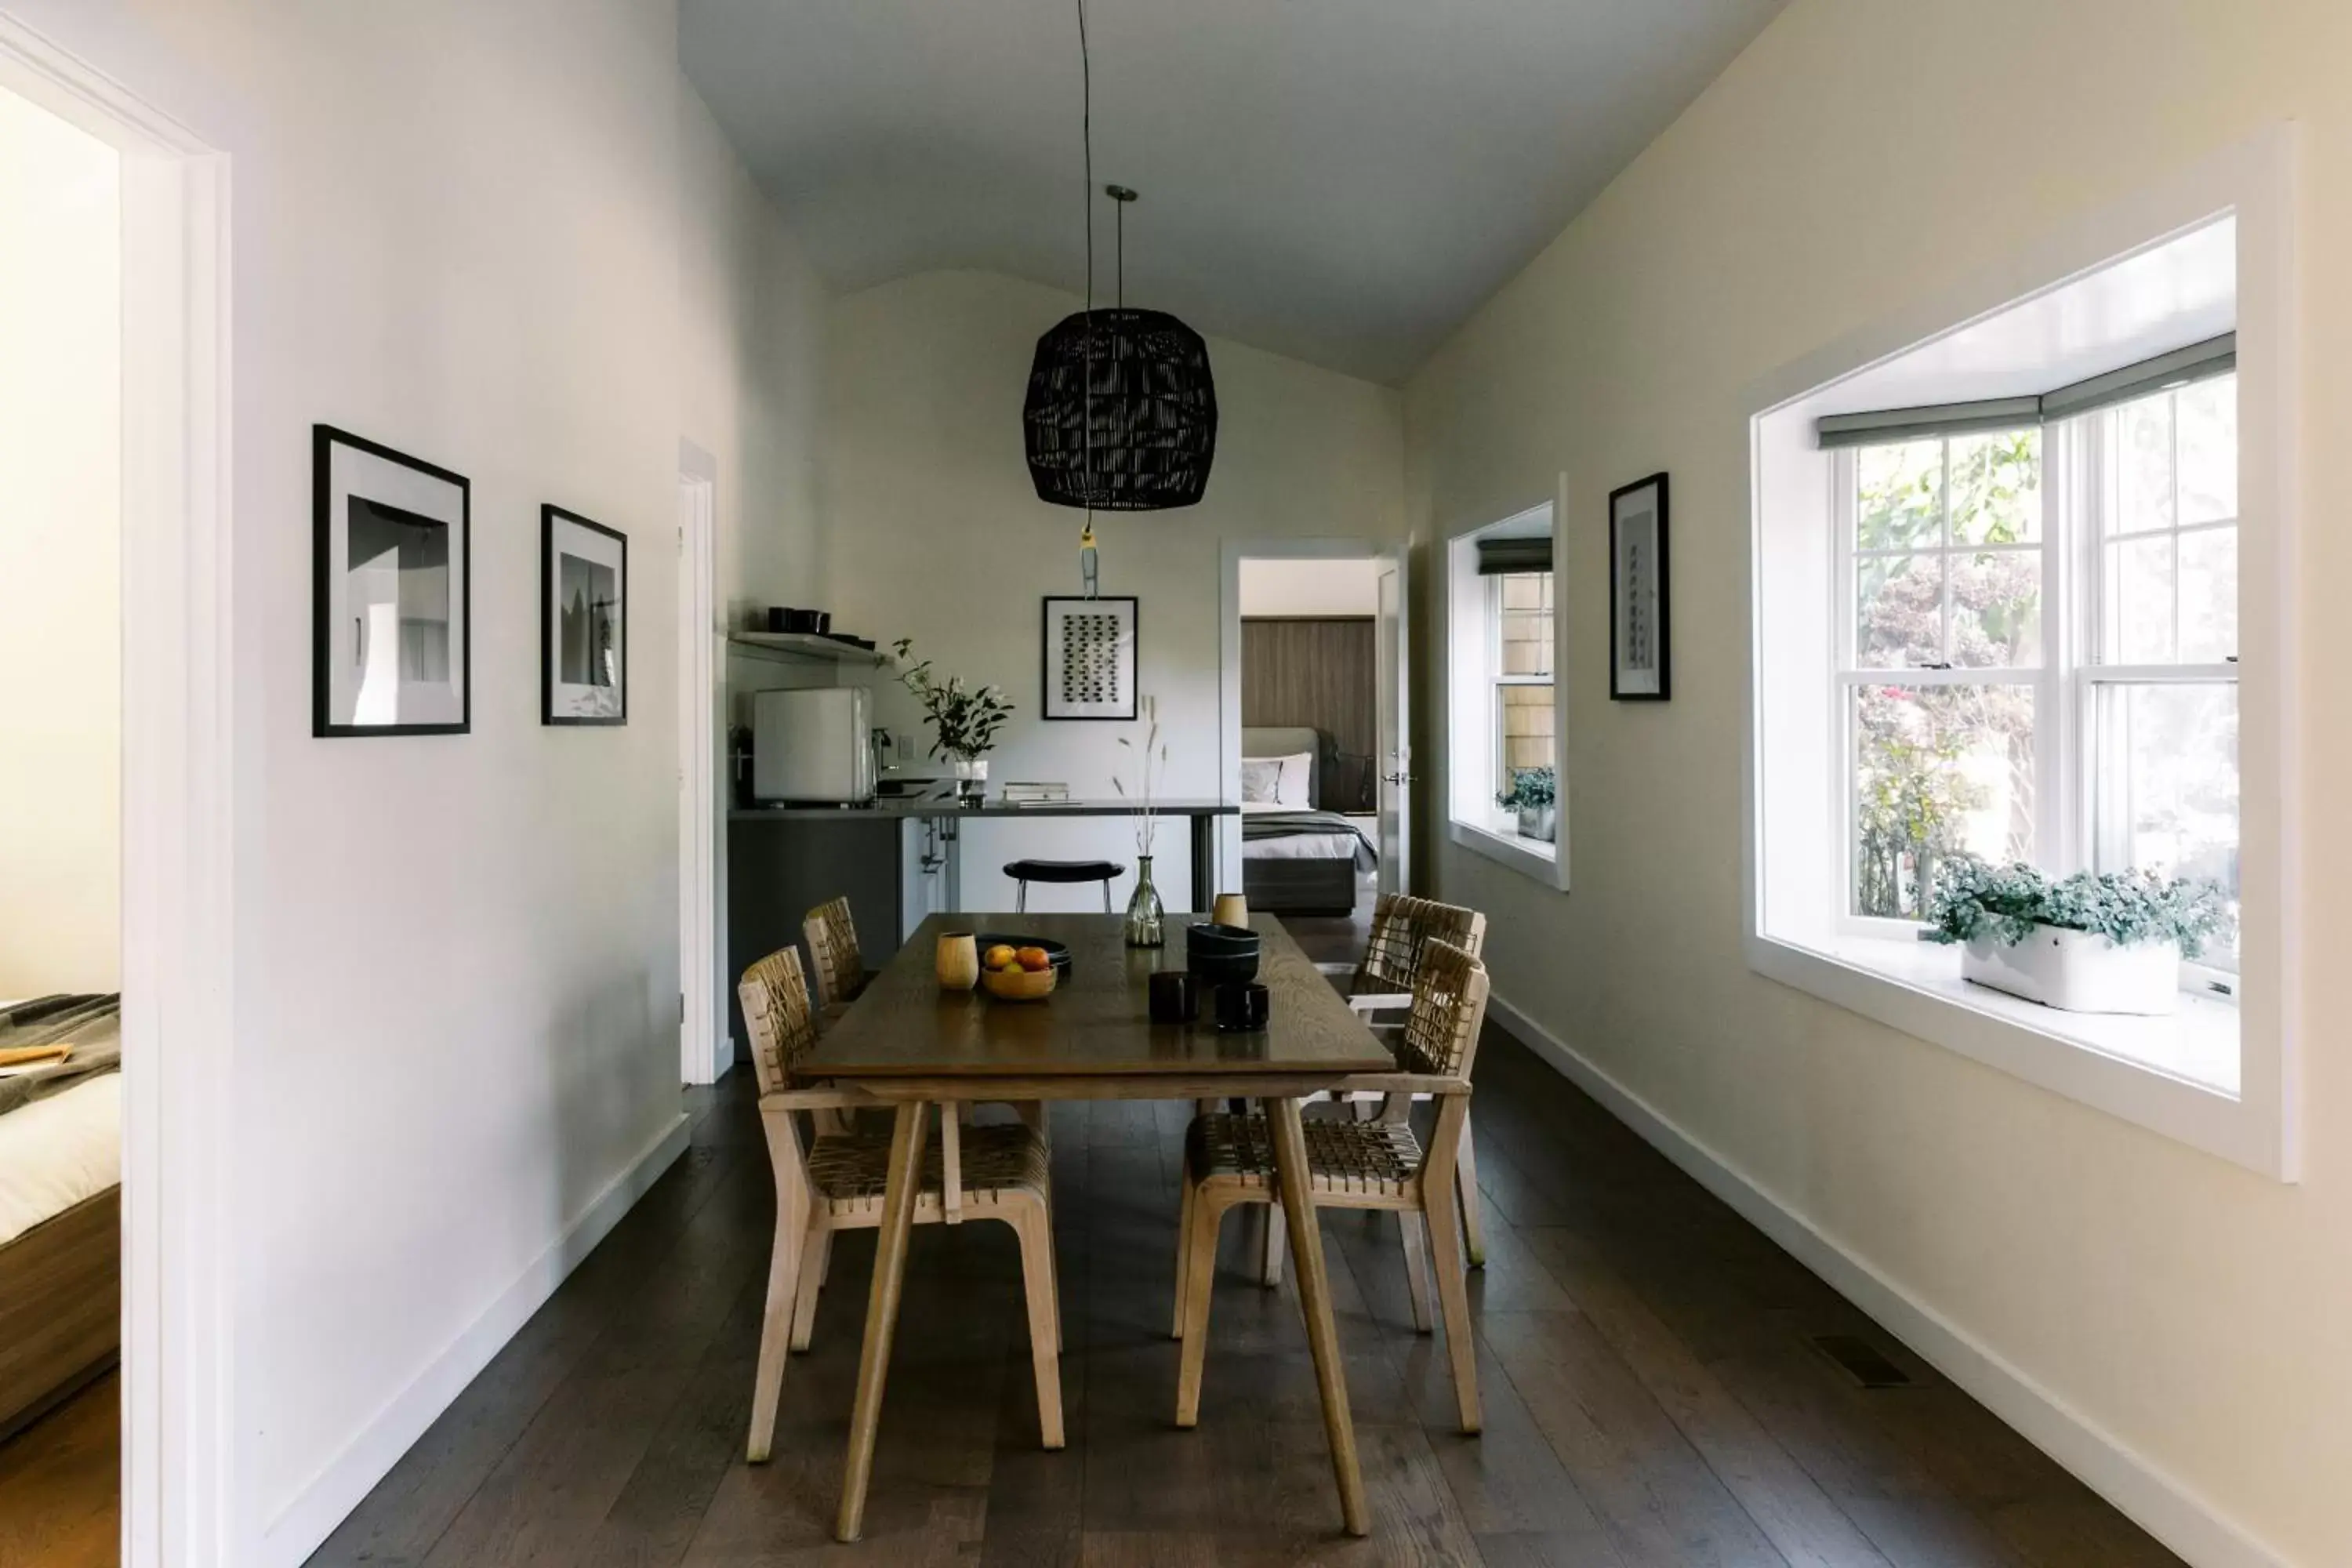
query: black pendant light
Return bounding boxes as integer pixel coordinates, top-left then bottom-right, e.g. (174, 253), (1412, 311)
(1022, 3), (1218, 514)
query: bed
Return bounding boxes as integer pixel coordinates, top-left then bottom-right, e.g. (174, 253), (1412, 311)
(0, 994), (121, 1442)
(1240, 726), (1378, 915)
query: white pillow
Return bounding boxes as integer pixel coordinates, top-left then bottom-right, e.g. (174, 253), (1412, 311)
(1240, 757), (1285, 804)
(1270, 750), (1314, 809)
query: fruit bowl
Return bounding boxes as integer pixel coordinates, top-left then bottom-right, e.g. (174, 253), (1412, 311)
(981, 964), (1058, 1002)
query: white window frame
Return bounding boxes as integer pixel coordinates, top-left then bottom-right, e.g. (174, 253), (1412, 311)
(1743, 129), (2299, 1181)
(1446, 495), (1570, 891)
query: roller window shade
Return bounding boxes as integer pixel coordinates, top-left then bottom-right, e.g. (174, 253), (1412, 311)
(1475, 537), (1552, 575)
(1814, 332), (2235, 448)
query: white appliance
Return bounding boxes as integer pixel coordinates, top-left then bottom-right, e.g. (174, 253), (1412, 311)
(752, 688), (875, 804)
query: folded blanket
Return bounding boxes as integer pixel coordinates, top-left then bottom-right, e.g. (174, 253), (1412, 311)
(0, 994), (121, 1118)
(1240, 810), (1380, 872)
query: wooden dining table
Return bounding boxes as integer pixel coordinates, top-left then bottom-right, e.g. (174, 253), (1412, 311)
(799, 911), (1399, 1541)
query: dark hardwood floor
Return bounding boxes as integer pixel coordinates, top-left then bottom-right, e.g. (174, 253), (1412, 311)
(0, 1370), (118, 1568)
(306, 917), (2182, 1568)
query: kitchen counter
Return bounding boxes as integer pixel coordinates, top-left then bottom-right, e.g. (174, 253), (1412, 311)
(728, 797), (1236, 822)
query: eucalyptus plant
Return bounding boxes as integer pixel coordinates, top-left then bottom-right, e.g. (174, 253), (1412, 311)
(889, 638), (1012, 762)
(1496, 765), (1556, 810)
(1925, 855), (2229, 956)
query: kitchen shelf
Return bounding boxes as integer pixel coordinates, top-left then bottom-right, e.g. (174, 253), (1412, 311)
(724, 631), (891, 667)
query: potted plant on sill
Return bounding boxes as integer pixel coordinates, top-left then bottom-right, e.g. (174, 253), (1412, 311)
(891, 638), (1013, 802)
(1496, 766), (1557, 844)
(1924, 855), (2229, 1015)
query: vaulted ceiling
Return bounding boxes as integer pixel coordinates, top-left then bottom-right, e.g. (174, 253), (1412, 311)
(681, 1), (1787, 384)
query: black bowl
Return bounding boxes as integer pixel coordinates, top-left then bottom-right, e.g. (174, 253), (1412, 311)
(1189, 951), (1260, 988)
(973, 934), (1073, 975)
(1185, 922), (1261, 956)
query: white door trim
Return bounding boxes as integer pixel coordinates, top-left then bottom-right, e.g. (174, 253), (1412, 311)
(1217, 537), (1393, 897)
(0, 15), (236, 1566)
(676, 448), (722, 1084)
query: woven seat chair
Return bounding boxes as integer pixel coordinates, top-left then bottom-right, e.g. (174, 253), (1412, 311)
(1300, 893), (1491, 1269)
(736, 945), (1063, 1462)
(802, 895), (869, 1018)
(1172, 938), (1490, 1435)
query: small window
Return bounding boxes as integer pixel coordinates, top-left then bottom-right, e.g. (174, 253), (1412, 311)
(1447, 506), (1565, 884)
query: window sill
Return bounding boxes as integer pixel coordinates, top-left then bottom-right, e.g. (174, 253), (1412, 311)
(1748, 930), (2278, 1177)
(1449, 818), (1564, 889)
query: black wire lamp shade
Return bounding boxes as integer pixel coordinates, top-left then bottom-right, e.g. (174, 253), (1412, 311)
(1022, 307), (1218, 510)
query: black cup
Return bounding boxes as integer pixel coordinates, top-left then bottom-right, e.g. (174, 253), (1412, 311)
(1149, 970), (1200, 1023)
(1214, 981), (1270, 1033)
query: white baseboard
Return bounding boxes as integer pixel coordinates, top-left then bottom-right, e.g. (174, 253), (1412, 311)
(1484, 992), (2287, 1568)
(256, 1110), (694, 1568)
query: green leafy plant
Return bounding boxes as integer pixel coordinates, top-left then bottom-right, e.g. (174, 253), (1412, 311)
(1925, 855), (2228, 956)
(1496, 765), (1556, 810)
(890, 638), (1012, 761)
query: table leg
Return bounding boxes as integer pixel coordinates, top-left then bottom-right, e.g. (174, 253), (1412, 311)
(836, 1100), (929, 1541)
(1266, 1095), (1369, 1536)
(1189, 811), (1214, 915)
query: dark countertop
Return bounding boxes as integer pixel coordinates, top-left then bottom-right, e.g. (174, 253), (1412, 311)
(728, 797), (1239, 822)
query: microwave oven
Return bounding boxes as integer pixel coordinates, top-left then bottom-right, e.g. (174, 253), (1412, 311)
(750, 688), (875, 804)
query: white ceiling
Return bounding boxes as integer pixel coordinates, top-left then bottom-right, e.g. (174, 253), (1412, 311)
(680, 0), (1789, 384)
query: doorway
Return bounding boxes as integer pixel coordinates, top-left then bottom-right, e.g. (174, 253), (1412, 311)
(0, 16), (232, 1566)
(1218, 539), (1411, 935)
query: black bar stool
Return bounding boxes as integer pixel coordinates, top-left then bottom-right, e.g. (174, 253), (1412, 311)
(1005, 858), (1127, 913)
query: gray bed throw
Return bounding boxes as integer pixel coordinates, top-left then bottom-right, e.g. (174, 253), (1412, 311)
(0, 994), (122, 1118)
(1241, 811), (1380, 872)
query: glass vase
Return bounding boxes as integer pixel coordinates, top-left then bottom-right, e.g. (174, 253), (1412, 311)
(1123, 854), (1165, 948)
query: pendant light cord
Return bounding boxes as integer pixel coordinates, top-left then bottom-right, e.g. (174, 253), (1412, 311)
(1077, 0), (1094, 535)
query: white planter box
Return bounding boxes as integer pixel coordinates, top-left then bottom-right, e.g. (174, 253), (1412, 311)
(1962, 924), (2180, 1015)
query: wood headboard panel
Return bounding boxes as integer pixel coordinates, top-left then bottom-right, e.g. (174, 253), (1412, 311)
(1241, 616), (1375, 809)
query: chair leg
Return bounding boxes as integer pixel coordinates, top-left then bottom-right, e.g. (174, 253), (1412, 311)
(1016, 880), (1029, 913)
(1013, 1202), (1065, 1450)
(1398, 1209), (1435, 1334)
(1102, 878), (1113, 913)
(1172, 1159), (1197, 1338)
(1422, 1181), (1483, 1434)
(815, 1225), (833, 1286)
(1261, 1200), (1286, 1287)
(1174, 1194), (1227, 1428)
(1457, 1115), (1487, 1269)
(746, 1198), (808, 1462)
(790, 1222), (829, 1352)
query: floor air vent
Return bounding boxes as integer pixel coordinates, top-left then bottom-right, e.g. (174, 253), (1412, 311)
(1808, 1334), (1915, 1388)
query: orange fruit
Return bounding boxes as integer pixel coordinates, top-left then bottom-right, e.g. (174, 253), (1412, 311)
(984, 945), (1018, 971)
(1016, 946), (1052, 973)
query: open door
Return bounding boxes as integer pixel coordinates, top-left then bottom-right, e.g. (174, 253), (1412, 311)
(1375, 551), (1411, 897)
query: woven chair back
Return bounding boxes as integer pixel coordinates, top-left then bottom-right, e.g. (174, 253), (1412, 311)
(738, 944), (820, 1095)
(803, 895), (865, 1010)
(1397, 938), (1491, 1080)
(1355, 895), (1486, 997)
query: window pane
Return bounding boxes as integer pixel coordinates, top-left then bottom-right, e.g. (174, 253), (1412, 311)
(1857, 440), (1944, 551)
(1501, 572), (1548, 611)
(2178, 526), (2238, 663)
(2103, 535), (2175, 663)
(2092, 681), (2239, 965)
(2176, 377), (2237, 525)
(1950, 549), (2042, 667)
(1852, 683), (2037, 919)
(1500, 614), (1552, 675)
(2114, 392), (2175, 535)
(1856, 553), (1944, 667)
(1947, 429), (2042, 544)
(1499, 684), (1554, 774)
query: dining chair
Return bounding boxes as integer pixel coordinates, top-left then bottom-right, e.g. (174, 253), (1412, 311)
(1306, 893), (1491, 1268)
(736, 944), (1065, 1462)
(1172, 936), (1490, 1435)
(803, 895), (869, 1017)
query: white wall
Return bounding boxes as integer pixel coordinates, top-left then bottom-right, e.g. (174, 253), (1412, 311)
(1, 3), (826, 1561)
(0, 84), (118, 996)
(1238, 555), (1380, 618)
(818, 270), (1404, 912)
(1404, 1), (2352, 1563)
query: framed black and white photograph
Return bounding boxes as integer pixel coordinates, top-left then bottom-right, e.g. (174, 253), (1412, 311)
(1608, 471), (1670, 701)
(313, 424), (470, 736)
(542, 506), (627, 726)
(1040, 594), (1138, 720)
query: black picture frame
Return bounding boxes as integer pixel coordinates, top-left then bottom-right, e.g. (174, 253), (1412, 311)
(1040, 594), (1140, 720)
(540, 506), (629, 726)
(312, 423), (472, 737)
(1607, 470), (1671, 702)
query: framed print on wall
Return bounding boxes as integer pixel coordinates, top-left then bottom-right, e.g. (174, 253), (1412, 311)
(1041, 595), (1138, 720)
(313, 424), (470, 736)
(1608, 471), (1670, 701)
(542, 505), (627, 725)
